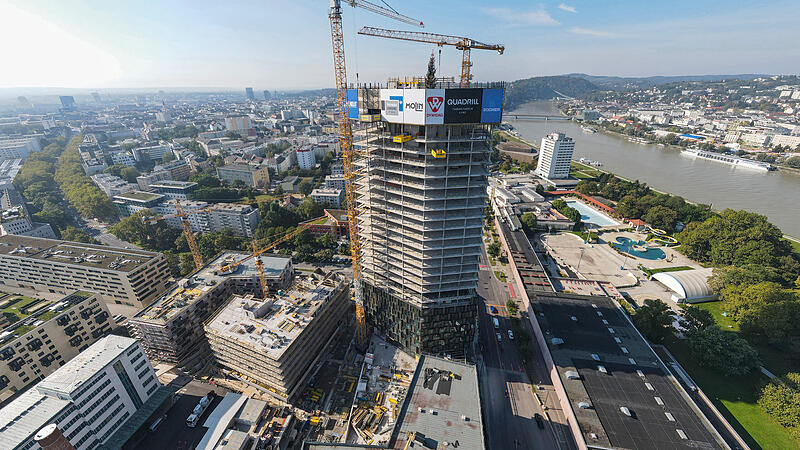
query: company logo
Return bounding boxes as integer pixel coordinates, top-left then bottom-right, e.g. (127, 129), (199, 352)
(427, 96), (443, 112)
(405, 101), (424, 112)
(389, 95), (403, 111)
(348, 100), (358, 108)
(447, 98), (479, 106)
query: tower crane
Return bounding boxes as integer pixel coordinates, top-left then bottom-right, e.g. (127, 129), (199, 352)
(143, 200), (220, 271)
(328, 0), (423, 350)
(357, 26), (504, 87)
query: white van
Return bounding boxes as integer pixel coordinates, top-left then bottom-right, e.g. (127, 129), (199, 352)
(186, 413), (199, 428)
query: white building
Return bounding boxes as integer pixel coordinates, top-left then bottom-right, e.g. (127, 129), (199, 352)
(0, 136), (41, 162)
(91, 173), (136, 197)
(296, 148), (316, 170)
(225, 116), (251, 132)
(535, 132), (575, 180)
(0, 335), (166, 450)
(0, 206), (56, 239)
(310, 188), (344, 207)
(771, 134), (800, 149)
(324, 174), (345, 190)
(110, 151), (137, 166)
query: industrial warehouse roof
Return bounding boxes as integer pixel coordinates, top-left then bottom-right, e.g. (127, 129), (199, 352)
(0, 234), (160, 272)
(0, 388), (70, 448)
(392, 355), (484, 450)
(651, 268), (715, 302)
(132, 252), (291, 324)
(531, 292), (723, 449)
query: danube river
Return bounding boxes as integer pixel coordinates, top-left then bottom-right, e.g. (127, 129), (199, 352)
(508, 101), (800, 238)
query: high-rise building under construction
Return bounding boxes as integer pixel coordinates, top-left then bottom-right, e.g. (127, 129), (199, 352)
(351, 84), (504, 356)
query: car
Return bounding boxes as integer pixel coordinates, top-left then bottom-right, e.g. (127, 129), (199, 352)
(508, 330), (514, 340)
(534, 413), (545, 429)
(490, 306), (498, 314)
(496, 332), (502, 342)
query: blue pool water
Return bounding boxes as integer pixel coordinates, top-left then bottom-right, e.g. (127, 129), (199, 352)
(565, 200), (619, 228)
(614, 237), (666, 260)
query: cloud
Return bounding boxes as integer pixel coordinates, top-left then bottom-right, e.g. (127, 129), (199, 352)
(558, 3), (578, 13)
(484, 7), (560, 26)
(568, 27), (618, 37)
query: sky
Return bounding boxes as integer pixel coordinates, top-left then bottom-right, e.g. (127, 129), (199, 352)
(1, 0), (799, 90)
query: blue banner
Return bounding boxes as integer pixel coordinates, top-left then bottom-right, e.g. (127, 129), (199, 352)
(347, 89), (359, 119)
(481, 89), (504, 123)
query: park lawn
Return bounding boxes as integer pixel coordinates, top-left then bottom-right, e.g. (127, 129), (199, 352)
(641, 266), (694, 276)
(786, 238), (800, 256)
(666, 338), (799, 450)
(569, 170), (596, 180)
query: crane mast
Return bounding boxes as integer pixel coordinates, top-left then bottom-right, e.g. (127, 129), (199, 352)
(328, 0), (422, 350)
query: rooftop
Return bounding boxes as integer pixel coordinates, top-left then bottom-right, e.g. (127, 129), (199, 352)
(0, 234), (161, 272)
(149, 180), (197, 189)
(204, 271), (346, 360)
(133, 252), (291, 324)
(113, 190), (165, 202)
(0, 386), (70, 448)
(392, 355), (484, 450)
(0, 291), (91, 346)
(531, 291), (723, 449)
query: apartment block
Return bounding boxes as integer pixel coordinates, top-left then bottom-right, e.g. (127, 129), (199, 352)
(204, 271), (348, 400)
(296, 147), (316, 169)
(90, 173), (136, 197)
(127, 253), (292, 364)
(0, 335), (168, 450)
(352, 85), (504, 356)
(0, 135), (41, 163)
(136, 170), (172, 190)
(0, 292), (112, 404)
(0, 235), (171, 308)
(113, 191), (166, 217)
(154, 200), (261, 237)
(216, 164), (270, 188)
(148, 180), (197, 200)
(153, 159), (192, 181)
(310, 187), (344, 207)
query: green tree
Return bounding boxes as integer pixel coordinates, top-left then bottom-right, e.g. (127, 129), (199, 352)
(520, 212), (537, 234)
(487, 241), (501, 259)
(678, 306), (714, 334)
(60, 226), (99, 244)
(297, 197), (323, 221)
(708, 264), (781, 293)
(316, 232), (337, 249)
(687, 325), (760, 376)
(109, 210), (181, 251)
(575, 181), (599, 195)
(644, 205), (679, 231)
(293, 230), (315, 248)
(298, 179), (313, 196)
(161, 151), (175, 164)
(759, 372), (800, 436)
(190, 172), (222, 188)
(785, 156), (800, 169)
(119, 166), (140, 183)
(425, 51), (437, 88)
(632, 299), (674, 343)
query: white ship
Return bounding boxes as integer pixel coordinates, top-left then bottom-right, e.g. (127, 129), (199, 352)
(681, 149), (775, 172)
(581, 125), (597, 133)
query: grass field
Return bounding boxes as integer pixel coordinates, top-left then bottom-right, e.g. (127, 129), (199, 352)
(665, 301), (800, 449)
(786, 237), (800, 256)
(641, 265), (693, 276)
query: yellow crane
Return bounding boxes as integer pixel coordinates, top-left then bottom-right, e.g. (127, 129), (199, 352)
(143, 200), (220, 271)
(328, 0), (423, 350)
(357, 26), (504, 87)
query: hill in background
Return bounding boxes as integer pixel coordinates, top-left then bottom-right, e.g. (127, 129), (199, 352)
(503, 76), (599, 111)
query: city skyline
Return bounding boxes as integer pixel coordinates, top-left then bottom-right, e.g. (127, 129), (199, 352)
(1, 0), (799, 90)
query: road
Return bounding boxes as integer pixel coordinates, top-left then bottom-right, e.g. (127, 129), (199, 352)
(476, 244), (561, 450)
(82, 218), (141, 249)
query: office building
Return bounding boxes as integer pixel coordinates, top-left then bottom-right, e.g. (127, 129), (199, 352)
(136, 171), (172, 191)
(0, 206), (56, 239)
(0, 335), (169, 450)
(0, 136), (41, 163)
(204, 271), (349, 400)
(535, 132), (575, 180)
(152, 159), (192, 181)
(353, 85), (504, 355)
(310, 188), (344, 207)
(295, 148), (316, 170)
(135, 143), (172, 162)
(216, 164), (270, 189)
(0, 235), (171, 308)
(148, 180), (197, 200)
(90, 173), (136, 197)
(128, 253), (293, 364)
(112, 191), (165, 217)
(245, 87), (255, 101)
(262, 90), (271, 101)
(225, 116), (251, 132)
(0, 159), (24, 188)
(0, 292), (112, 404)
(59, 96), (76, 111)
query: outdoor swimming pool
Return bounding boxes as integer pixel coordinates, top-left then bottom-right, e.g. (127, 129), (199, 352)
(614, 237), (666, 260)
(566, 200), (620, 228)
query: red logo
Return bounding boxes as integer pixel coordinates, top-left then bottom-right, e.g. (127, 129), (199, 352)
(427, 96), (443, 112)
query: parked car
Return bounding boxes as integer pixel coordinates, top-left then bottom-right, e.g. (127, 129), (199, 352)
(496, 332), (502, 342)
(508, 330), (514, 340)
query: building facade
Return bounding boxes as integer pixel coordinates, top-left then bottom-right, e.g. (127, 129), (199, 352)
(0, 335), (166, 450)
(225, 116), (251, 132)
(310, 188), (344, 207)
(0, 235), (171, 308)
(112, 191), (165, 217)
(0, 292), (112, 404)
(153, 159), (192, 181)
(296, 148), (316, 170)
(217, 164), (270, 188)
(148, 180), (197, 200)
(535, 132), (575, 180)
(0, 136), (41, 163)
(353, 86), (504, 356)
(136, 170), (172, 190)
(90, 173), (136, 197)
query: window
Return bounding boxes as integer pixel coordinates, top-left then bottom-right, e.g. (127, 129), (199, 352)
(113, 360), (143, 409)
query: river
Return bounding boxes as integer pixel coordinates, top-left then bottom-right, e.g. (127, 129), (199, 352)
(508, 101), (800, 238)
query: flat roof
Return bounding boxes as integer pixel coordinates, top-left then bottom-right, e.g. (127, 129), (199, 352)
(0, 388), (69, 448)
(531, 292), (722, 449)
(204, 271), (345, 360)
(393, 355), (484, 450)
(37, 335), (138, 396)
(0, 234), (161, 272)
(150, 180), (197, 189)
(114, 191), (164, 202)
(499, 221), (554, 293)
(132, 252), (291, 324)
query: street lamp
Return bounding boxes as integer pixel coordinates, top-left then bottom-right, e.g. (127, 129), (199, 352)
(577, 248), (585, 271)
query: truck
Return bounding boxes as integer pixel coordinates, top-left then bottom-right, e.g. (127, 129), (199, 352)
(186, 393), (214, 427)
(493, 317), (500, 329)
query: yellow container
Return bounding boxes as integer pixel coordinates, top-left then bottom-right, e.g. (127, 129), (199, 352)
(431, 149), (446, 158)
(393, 134), (412, 143)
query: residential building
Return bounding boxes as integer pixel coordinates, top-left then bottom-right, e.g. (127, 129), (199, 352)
(204, 271), (349, 400)
(296, 148), (316, 170)
(90, 173), (136, 197)
(0, 335), (169, 450)
(136, 170), (172, 191)
(154, 200), (260, 237)
(152, 159), (192, 181)
(0, 206), (56, 239)
(0, 159), (24, 188)
(217, 164), (270, 189)
(310, 188), (344, 207)
(354, 86), (504, 356)
(324, 174), (345, 190)
(148, 180), (197, 200)
(0, 235), (171, 308)
(0, 136), (40, 163)
(78, 135), (106, 175)
(135, 143), (171, 161)
(113, 191), (165, 217)
(110, 151), (136, 167)
(771, 134), (800, 149)
(330, 163), (344, 175)
(127, 253), (293, 364)
(0, 292), (112, 404)
(225, 116), (251, 132)
(280, 175), (301, 193)
(535, 132), (575, 180)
